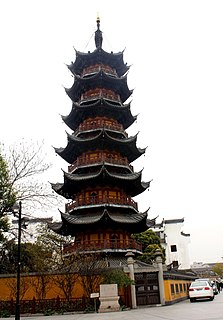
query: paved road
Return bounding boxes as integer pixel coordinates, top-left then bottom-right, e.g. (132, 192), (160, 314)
(4, 292), (223, 320)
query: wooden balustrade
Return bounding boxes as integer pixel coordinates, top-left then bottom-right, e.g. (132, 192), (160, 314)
(68, 154), (131, 172)
(77, 121), (124, 133)
(81, 65), (117, 77)
(65, 196), (138, 211)
(80, 89), (120, 103)
(63, 239), (142, 253)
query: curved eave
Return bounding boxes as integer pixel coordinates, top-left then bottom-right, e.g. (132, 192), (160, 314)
(48, 221), (63, 234)
(107, 211), (147, 224)
(54, 130), (146, 164)
(61, 211), (104, 224)
(62, 100), (137, 131)
(68, 48), (129, 77)
(61, 209), (147, 226)
(62, 167), (151, 196)
(147, 216), (158, 228)
(51, 182), (63, 193)
(65, 73), (132, 103)
(48, 207), (149, 235)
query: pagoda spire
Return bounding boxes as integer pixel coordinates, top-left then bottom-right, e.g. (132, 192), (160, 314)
(95, 15), (103, 49)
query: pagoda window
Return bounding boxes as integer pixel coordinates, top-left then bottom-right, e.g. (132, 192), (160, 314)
(98, 190), (103, 197)
(111, 234), (119, 248)
(76, 237), (81, 246)
(90, 192), (97, 204)
(108, 190), (118, 199)
(90, 233), (98, 241)
(89, 152), (98, 160)
(90, 192), (97, 197)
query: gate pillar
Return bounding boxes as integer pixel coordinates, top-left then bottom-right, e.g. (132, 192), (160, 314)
(155, 249), (165, 305)
(126, 251), (137, 309)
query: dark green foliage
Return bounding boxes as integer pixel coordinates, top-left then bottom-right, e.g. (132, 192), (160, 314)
(132, 229), (165, 264)
(0, 309), (11, 318)
(0, 241), (53, 274)
(0, 154), (17, 215)
(101, 269), (133, 288)
(0, 154), (17, 241)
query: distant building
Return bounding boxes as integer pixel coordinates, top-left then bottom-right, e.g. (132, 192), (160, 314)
(9, 217), (53, 243)
(151, 218), (191, 270)
(190, 261), (223, 279)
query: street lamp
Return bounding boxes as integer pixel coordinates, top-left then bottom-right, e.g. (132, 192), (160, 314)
(12, 201), (22, 320)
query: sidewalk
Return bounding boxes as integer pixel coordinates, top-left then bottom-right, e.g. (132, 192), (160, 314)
(3, 292), (223, 320)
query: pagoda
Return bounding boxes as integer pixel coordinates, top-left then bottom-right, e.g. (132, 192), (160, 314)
(49, 18), (155, 258)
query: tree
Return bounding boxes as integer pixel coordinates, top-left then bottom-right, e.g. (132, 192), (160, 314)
(0, 139), (64, 254)
(54, 271), (79, 301)
(0, 154), (17, 241)
(0, 240), (53, 274)
(77, 253), (105, 298)
(213, 263), (223, 278)
(36, 224), (74, 270)
(0, 139), (64, 215)
(6, 277), (29, 300)
(101, 269), (133, 288)
(132, 229), (165, 264)
(29, 274), (52, 300)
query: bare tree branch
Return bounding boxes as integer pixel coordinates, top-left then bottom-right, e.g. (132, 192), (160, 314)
(0, 139), (64, 213)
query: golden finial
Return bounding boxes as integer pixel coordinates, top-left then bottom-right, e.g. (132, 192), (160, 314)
(95, 14), (102, 48)
(96, 14), (100, 29)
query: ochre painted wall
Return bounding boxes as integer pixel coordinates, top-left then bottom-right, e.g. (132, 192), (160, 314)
(164, 278), (192, 304)
(0, 273), (192, 305)
(0, 274), (84, 301)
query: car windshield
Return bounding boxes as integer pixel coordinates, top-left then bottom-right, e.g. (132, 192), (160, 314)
(191, 281), (208, 287)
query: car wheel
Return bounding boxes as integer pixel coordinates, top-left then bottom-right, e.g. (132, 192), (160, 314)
(210, 296), (214, 301)
(190, 298), (195, 303)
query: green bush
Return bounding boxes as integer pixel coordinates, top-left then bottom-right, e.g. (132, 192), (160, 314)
(0, 310), (11, 318)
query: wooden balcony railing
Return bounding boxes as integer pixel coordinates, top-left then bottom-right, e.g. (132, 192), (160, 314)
(75, 121), (125, 134)
(68, 154), (132, 172)
(63, 239), (142, 253)
(80, 89), (120, 103)
(65, 196), (138, 212)
(81, 65), (117, 77)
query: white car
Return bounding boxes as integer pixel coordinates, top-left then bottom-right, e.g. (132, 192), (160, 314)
(189, 280), (214, 302)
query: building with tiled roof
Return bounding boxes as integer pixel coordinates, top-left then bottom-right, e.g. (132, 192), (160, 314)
(151, 218), (191, 269)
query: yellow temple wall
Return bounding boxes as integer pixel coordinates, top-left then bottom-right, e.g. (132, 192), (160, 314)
(0, 274), (84, 301)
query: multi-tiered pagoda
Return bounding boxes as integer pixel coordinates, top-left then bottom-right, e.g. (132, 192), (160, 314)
(50, 18), (154, 258)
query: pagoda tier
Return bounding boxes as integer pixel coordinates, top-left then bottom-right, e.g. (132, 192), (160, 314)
(54, 130), (146, 164)
(65, 71), (132, 103)
(51, 167), (151, 198)
(49, 208), (155, 254)
(61, 99), (137, 131)
(49, 18), (155, 255)
(65, 149), (133, 174)
(50, 208), (151, 235)
(68, 49), (129, 78)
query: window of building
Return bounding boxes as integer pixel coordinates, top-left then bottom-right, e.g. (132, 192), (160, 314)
(171, 245), (177, 252)
(172, 260), (179, 268)
(175, 284), (179, 293)
(171, 284), (175, 294)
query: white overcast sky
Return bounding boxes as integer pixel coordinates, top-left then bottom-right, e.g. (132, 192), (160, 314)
(1, 0), (223, 264)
